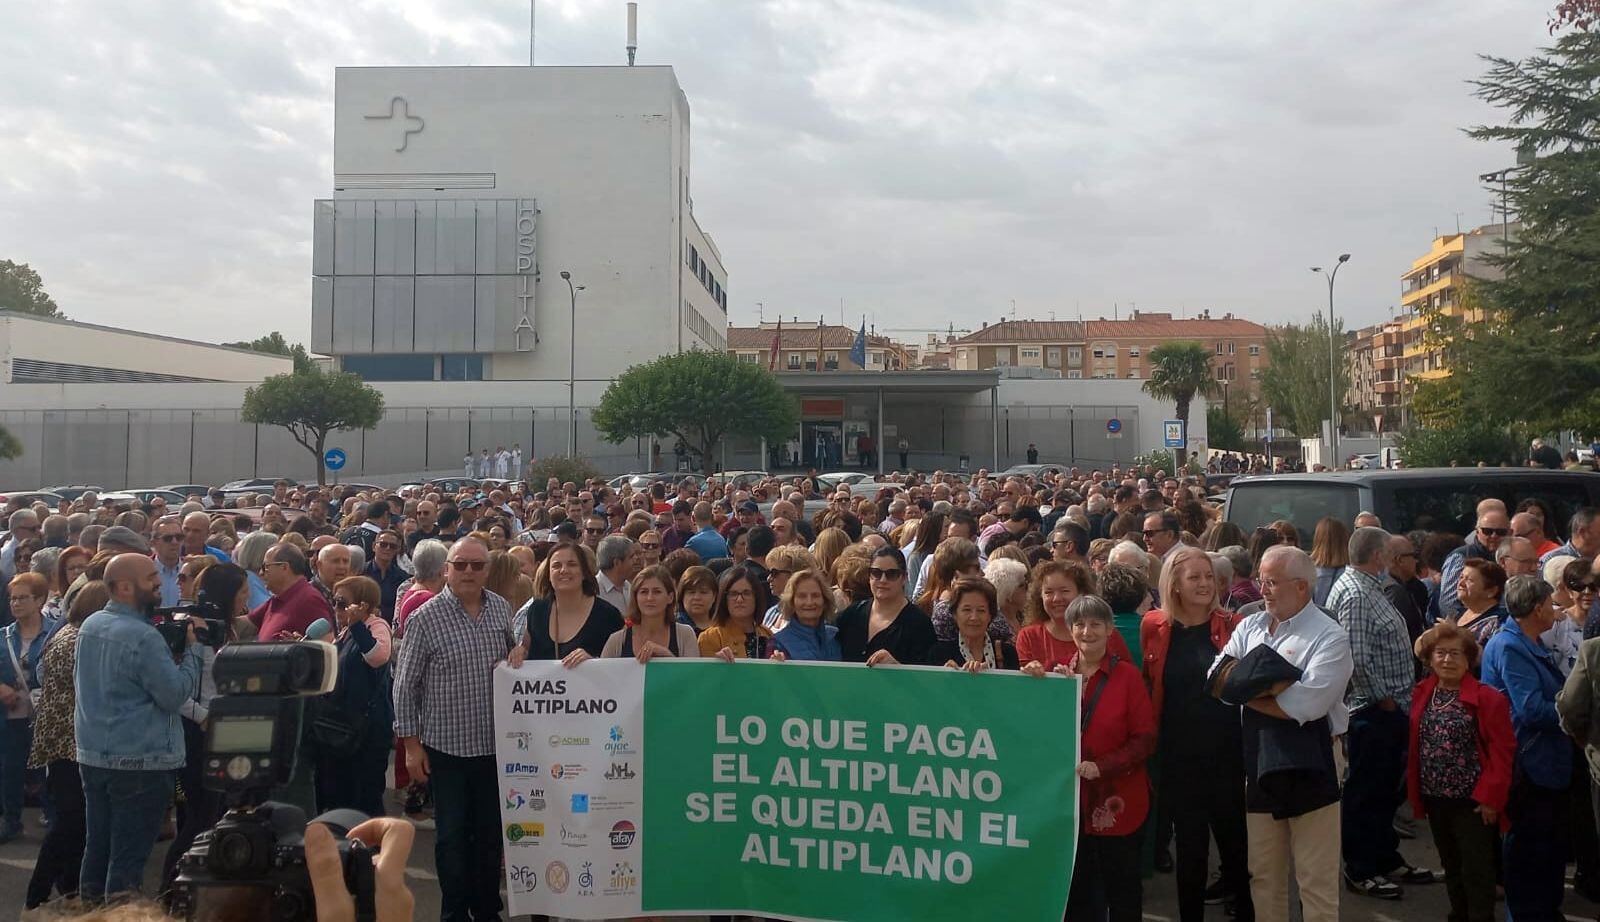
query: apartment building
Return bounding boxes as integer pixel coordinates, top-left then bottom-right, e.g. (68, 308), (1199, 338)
(949, 321), (1087, 375)
(1083, 311), (1269, 391)
(1345, 319), (1406, 418)
(726, 323), (912, 372)
(1396, 222), (1515, 382)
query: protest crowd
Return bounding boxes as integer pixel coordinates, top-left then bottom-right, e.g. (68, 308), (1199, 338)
(5, 457), (1600, 922)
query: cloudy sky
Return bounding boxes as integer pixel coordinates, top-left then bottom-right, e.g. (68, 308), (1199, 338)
(0, 0), (1556, 348)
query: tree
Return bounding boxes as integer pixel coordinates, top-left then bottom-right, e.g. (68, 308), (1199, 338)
(1141, 342), (1217, 455)
(241, 368), (384, 486)
(0, 423), (20, 461)
(0, 260), (63, 318)
(1258, 314), (1348, 438)
(226, 331), (315, 374)
(592, 350), (799, 476)
(1206, 404), (1246, 452)
(1552, 0), (1600, 31)
(1439, 33), (1600, 434)
(1397, 420), (1522, 468)
(528, 455), (602, 487)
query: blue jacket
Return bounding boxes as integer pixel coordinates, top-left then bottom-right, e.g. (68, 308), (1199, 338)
(684, 527), (730, 562)
(1482, 615), (1572, 790)
(74, 600), (204, 771)
(772, 620), (842, 662)
(0, 616), (61, 692)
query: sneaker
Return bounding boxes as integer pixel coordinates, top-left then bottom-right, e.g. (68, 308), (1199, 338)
(1391, 864), (1441, 885)
(1204, 876), (1232, 905)
(1344, 872), (1403, 900)
(1392, 815), (1417, 839)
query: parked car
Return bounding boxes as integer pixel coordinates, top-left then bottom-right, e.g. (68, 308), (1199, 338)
(608, 472), (707, 492)
(1224, 468), (1600, 545)
(41, 485), (105, 503)
(424, 478), (481, 494)
(159, 484), (214, 501)
(996, 463), (1070, 479)
(126, 489), (190, 506)
(218, 477), (299, 501)
(0, 491), (66, 508)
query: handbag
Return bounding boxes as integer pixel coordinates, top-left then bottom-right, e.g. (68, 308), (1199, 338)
(3, 629), (34, 721)
(307, 644), (380, 757)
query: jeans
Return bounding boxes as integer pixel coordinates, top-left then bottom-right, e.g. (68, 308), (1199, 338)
(1425, 796), (1496, 922)
(1066, 831), (1143, 922)
(1341, 705), (1408, 880)
(1163, 751), (1253, 922)
(25, 759), (85, 908)
(1, 716), (33, 832)
(79, 764), (174, 903)
(1504, 779), (1568, 922)
(428, 747), (502, 922)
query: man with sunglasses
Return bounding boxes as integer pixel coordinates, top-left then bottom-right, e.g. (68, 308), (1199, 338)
(1382, 534), (1428, 648)
(393, 537), (515, 922)
(246, 544), (332, 642)
(151, 517), (185, 606)
(1439, 508), (1512, 620)
(0, 510), (40, 581)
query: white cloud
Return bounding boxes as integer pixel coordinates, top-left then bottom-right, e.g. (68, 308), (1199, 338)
(0, 0), (1559, 345)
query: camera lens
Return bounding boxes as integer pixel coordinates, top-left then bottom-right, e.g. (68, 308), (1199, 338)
(212, 828), (256, 874)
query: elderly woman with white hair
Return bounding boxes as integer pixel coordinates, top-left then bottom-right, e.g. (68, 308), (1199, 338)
(983, 557), (1030, 636)
(233, 530), (278, 608)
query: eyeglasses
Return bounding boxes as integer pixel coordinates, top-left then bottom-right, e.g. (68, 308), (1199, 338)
(767, 568), (792, 577)
(333, 597), (355, 607)
(868, 567), (904, 581)
(262, 560), (288, 570)
(639, 543), (660, 551)
(376, 542), (400, 550)
(726, 589), (755, 601)
(155, 534), (181, 543)
(1568, 578), (1600, 593)
(1394, 551), (1417, 560)
(585, 527), (606, 535)
(1514, 531), (1535, 539)
(1431, 648), (1466, 661)
(1478, 527), (1510, 537)
(7, 595), (36, 604)
(448, 559), (487, 571)
(1141, 529), (1167, 538)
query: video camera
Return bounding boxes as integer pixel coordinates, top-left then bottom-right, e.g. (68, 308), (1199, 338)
(167, 641), (378, 922)
(151, 600), (228, 658)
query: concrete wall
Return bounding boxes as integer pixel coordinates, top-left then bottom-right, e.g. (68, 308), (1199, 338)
(0, 377), (1202, 490)
(0, 314), (292, 383)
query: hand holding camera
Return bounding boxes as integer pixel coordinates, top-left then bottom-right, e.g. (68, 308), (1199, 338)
(305, 818), (416, 922)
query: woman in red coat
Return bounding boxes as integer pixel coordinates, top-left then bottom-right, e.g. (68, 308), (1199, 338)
(1407, 620), (1514, 922)
(1065, 594), (1155, 922)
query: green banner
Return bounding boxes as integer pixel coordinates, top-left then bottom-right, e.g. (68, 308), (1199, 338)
(642, 660), (1080, 921)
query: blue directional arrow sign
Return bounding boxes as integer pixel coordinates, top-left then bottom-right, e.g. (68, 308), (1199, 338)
(1106, 418), (1122, 434)
(324, 448), (347, 471)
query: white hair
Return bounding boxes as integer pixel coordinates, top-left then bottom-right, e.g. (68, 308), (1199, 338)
(1108, 540), (1147, 569)
(1261, 544), (1316, 584)
(983, 558), (1029, 602)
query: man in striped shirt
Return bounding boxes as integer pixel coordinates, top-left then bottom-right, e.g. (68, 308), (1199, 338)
(393, 536), (515, 922)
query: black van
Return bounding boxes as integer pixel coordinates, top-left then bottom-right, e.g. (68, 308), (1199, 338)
(1223, 469), (1600, 543)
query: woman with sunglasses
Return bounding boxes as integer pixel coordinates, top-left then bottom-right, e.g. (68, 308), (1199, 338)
(603, 565), (702, 662)
(697, 564), (774, 660)
(636, 530), (664, 568)
(507, 542), (625, 669)
(835, 547), (937, 666)
(1564, 557), (1599, 637)
(312, 576), (394, 819)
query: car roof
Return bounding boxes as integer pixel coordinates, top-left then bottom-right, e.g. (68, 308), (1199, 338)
(1229, 468), (1599, 486)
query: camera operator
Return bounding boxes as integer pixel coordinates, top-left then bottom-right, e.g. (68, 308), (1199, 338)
(74, 553), (204, 905)
(160, 563), (249, 889)
(311, 576), (393, 818)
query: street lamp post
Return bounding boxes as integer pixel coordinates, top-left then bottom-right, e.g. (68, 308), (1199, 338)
(1311, 254), (1351, 469)
(560, 271), (585, 457)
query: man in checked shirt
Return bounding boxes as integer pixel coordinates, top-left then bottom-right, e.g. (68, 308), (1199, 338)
(393, 536), (516, 922)
(1325, 526), (1440, 901)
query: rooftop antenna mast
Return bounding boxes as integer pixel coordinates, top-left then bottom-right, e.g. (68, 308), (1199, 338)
(626, 2), (638, 65)
(529, 0), (535, 65)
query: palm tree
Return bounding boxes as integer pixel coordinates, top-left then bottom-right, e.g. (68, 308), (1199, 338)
(1142, 341), (1219, 462)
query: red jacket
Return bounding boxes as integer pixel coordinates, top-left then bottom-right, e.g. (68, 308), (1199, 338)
(1070, 655), (1156, 838)
(1140, 608), (1242, 720)
(1406, 672), (1515, 832)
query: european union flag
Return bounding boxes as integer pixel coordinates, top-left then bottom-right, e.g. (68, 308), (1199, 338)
(849, 320), (867, 368)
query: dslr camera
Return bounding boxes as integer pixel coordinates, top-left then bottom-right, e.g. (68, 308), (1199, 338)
(166, 641), (377, 922)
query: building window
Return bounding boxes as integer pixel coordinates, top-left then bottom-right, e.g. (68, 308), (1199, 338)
(1128, 346), (1140, 358)
(1046, 347), (1061, 367)
(1215, 342), (1224, 355)
(738, 352), (759, 364)
(440, 354), (486, 381)
(1227, 341), (1236, 355)
(1067, 370), (1082, 380)
(1068, 347), (1082, 364)
(342, 354), (438, 381)
(994, 350), (1010, 367)
(787, 353), (801, 369)
(1248, 344), (1261, 356)
(1021, 348), (1040, 359)
(1091, 342), (1116, 360)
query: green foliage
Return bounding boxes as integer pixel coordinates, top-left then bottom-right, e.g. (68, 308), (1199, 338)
(592, 350), (799, 476)
(226, 331), (315, 373)
(1258, 314), (1348, 438)
(1133, 449), (1201, 476)
(0, 423), (21, 461)
(1141, 342), (1217, 454)
(0, 260), (62, 318)
(1409, 377), (1465, 429)
(527, 454), (602, 487)
(1447, 33), (1600, 433)
(1397, 420), (1523, 468)
(241, 368), (384, 486)
(1206, 405), (1246, 452)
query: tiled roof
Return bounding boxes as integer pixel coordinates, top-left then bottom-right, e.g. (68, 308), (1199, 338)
(953, 321), (1085, 344)
(1084, 317), (1267, 339)
(726, 325), (897, 350)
